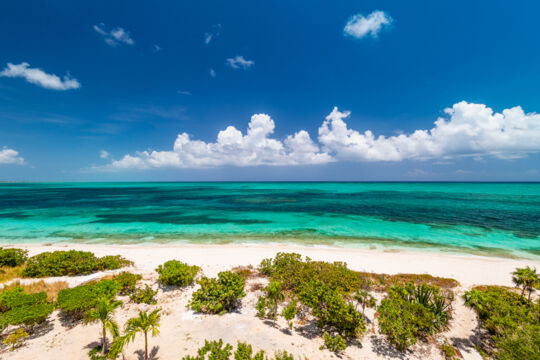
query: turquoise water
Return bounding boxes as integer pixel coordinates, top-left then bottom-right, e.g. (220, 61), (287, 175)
(0, 182), (539, 259)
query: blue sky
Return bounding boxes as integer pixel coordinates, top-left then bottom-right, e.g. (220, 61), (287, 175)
(1, 0), (539, 181)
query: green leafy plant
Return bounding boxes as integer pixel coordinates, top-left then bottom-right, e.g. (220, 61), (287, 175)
(2, 328), (29, 350)
(272, 350), (294, 360)
(113, 271), (142, 295)
(57, 279), (120, 318)
(0, 287), (54, 328)
(377, 282), (452, 351)
(299, 280), (365, 339)
(255, 280), (284, 320)
(129, 285), (157, 304)
(282, 300), (298, 330)
(322, 332), (346, 353)
(156, 260), (200, 287)
(84, 299), (121, 356)
(22, 250), (131, 277)
(440, 340), (461, 360)
(234, 341), (265, 360)
(0, 247), (28, 267)
(353, 289), (376, 315)
(123, 309), (161, 360)
(189, 271), (245, 314)
(464, 285), (539, 359)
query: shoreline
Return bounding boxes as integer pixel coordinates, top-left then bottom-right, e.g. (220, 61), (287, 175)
(7, 242), (540, 288)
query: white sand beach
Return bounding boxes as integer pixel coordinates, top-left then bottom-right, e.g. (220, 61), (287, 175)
(2, 243), (539, 360)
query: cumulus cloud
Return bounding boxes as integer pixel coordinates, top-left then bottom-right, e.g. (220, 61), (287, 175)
(0, 147), (24, 165)
(102, 102), (540, 170)
(93, 23), (134, 46)
(344, 10), (392, 39)
(106, 114), (331, 170)
(204, 24), (222, 45)
(0, 62), (80, 90)
(226, 56), (254, 70)
(319, 102), (540, 161)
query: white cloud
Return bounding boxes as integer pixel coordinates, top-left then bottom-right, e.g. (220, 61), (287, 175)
(93, 23), (134, 46)
(209, 69), (216, 78)
(0, 62), (80, 90)
(100, 150), (110, 159)
(102, 101), (540, 170)
(204, 24), (222, 45)
(226, 56), (254, 70)
(0, 147), (24, 165)
(152, 44), (162, 52)
(344, 10), (392, 39)
(106, 114), (331, 170)
(178, 90), (192, 96)
(319, 102), (540, 161)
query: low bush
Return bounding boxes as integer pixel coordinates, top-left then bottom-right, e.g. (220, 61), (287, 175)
(0, 248), (28, 267)
(113, 272), (142, 295)
(2, 280), (68, 301)
(189, 271), (245, 314)
(56, 279), (120, 317)
(322, 332), (346, 353)
(0, 265), (24, 284)
(440, 340), (461, 360)
(299, 280), (365, 338)
(181, 340), (294, 360)
(129, 285), (157, 304)
(0, 287), (54, 328)
(22, 250), (132, 277)
(156, 260), (200, 287)
(377, 282), (452, 351)
(281, 300), (298, 330)
(255, 280), (284, 320)
(464, 285), (540, 359)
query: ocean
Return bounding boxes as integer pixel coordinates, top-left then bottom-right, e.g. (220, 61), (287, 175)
(0, 182), (539, 259)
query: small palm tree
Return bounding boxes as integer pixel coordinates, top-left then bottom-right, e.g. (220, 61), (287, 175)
(84, 299), (122, 355)
(512, 266), (539, 301)
(124, 308), (161, 360)
(354, 289), (376, 315)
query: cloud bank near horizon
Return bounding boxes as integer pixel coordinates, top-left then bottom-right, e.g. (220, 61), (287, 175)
(101, 101), (540, 170)
(0, 147), (24, 165)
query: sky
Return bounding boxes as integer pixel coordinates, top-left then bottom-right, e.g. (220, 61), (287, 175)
(1, 0), (540, 181)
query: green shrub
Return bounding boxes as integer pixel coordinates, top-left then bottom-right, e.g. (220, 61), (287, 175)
(322, 332), (346, 353)
(440, 340), (460, 360)
(88, 345), (107, 360)
(234, 341), (265, 360)
(113, 272), (142, 295)
(22, 250), (131, 277)
(129, 285), (157, 304)
(98, 255), (133, 270)
(282, 300), (298, 330)
(156, 260), (200, 287)
(377, 282), (452, 351)
(0, 287), (54, 328)
(256, 280), (284, 320)
(189, 271), (245, 314)
(299, 280), (365, 338)
(56, 279), (120, 317)
(0, 247), (28, 267)
(464, 286), (540, 359)
(182, 340), (294, 360)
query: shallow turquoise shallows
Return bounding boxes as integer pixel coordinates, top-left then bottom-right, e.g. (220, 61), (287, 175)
(0, 182), (539, 259)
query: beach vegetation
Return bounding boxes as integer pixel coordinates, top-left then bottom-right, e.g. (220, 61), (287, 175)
(156, 260), (200, 287)
(511, 266), (539, 301)
(0, 247), (28, 267)
(322, 332), (347, 353)
(377, 282), (453, 351)
(181, 340), (296, 360)
(122, 309), (161, 360)
(281, 299), (298, 330)
(22, 250), (132, 277)
(113, 271), (142, 296)
(353, 289), (376, 316)
(255, 280), (284, 320)
(464, 285), (540, 359)
(129, 285), (157, 304)
(56, 279), (120, 318)
(1, 280), (68, 301)
(439, 340), (461, 360)
(0, 265), (24, 284)
(84, 299), (121, 355)
(2, 328), (29, 351)
(189, 271), (245, 314)
(0, 287), (54, 329)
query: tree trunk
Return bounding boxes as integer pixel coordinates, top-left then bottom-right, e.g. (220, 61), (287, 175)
(102, 324), (107, 355)
(144, 331), (148, 360)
